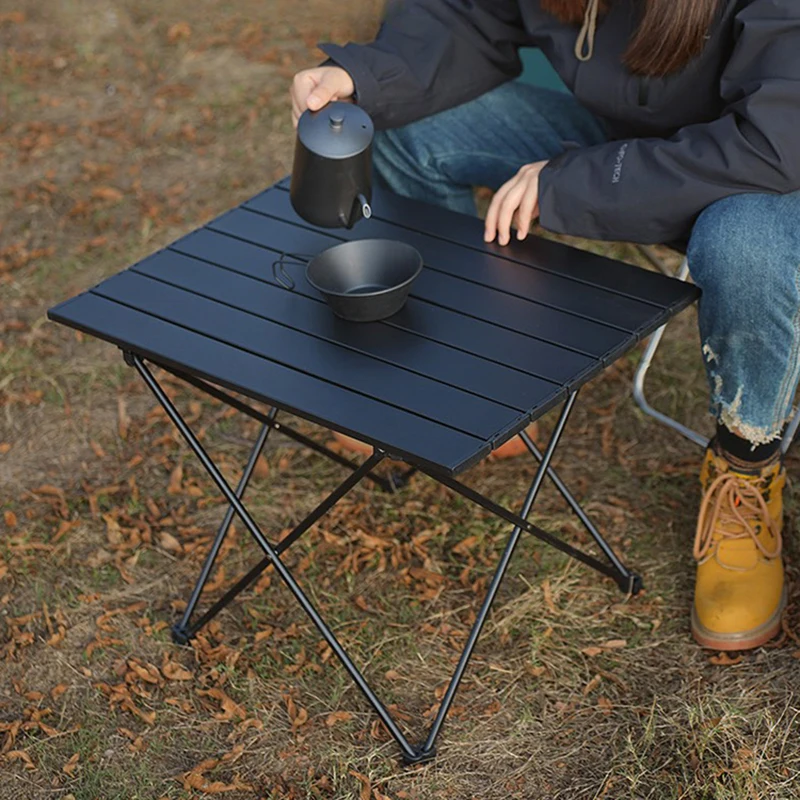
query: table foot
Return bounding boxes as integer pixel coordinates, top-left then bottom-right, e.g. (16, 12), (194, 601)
(401, 745), (437, 766)
(171, 623), (194, 646)
(619, 573), (645, 596)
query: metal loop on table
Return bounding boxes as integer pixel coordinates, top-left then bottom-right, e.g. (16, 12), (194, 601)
(272, 252), (313, 291)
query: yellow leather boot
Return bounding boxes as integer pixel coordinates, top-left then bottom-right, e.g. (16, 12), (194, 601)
(692, 447), (786, 650)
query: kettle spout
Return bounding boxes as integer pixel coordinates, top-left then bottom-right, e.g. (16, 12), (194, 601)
(344, 193), (372, 228)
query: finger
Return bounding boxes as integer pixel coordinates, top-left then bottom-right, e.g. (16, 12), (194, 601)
(307, 71), (343, 111)
(292, 88), (304, 114)
(291, 72), (315, 119)
(497, 181), (527, 245)
(515, 176), (539, 240)
(484, 193), (500, 242)
(291, 96), (302, 128)
(484, 178), (517, 242)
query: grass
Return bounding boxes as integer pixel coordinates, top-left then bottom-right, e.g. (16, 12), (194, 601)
(2, 1), (800, 798)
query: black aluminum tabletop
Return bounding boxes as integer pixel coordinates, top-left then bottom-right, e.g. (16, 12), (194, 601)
(48, 178), (699, 475)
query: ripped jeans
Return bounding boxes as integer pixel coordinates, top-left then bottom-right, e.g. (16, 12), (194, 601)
(372, 81), (800, 446)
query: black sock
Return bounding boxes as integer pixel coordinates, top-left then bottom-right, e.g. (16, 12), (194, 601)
(714, 423), (781, 466)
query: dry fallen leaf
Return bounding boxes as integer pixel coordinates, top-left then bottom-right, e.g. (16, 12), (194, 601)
(89, 440), (106, 458)
(92, 186), (123, 202)
(254, 627), (273, 643)
(596, 696), (614, 715)
(162, 655), (192, 681)
(601, 639), (627, 650)
(168, 464), (183, 495)
(167, 21), (191, 43)
(182, 771), (253, 794)
(292, 706), (308, 729)
(583, 674), (602, 696)
(199, 688), (246, 721)
(5, 750), (36, 770)
(103, 514), (123, 547)
(708, 652), (743, 666)
(127, 659), (161, 685)
(581, 646), (604, 658)
(117, 396), (130, 440)
(325, 710), (353, 727)
(159, 531), (183, 554)
(541, 579), (556, 614)
(253, 455), (269, 479)
(285, 695), (297, 722)
(4, 510), (18, 528)
(62, 752), (80, 777)
(51, 684), (69, 700)
(349, 770), (371, 800)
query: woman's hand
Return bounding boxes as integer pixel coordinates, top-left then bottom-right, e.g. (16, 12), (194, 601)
(484, 161), (549, 245)
(291, 66), (355, 128)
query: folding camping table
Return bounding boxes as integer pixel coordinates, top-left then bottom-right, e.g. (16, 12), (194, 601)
(48, 177), (698, 764)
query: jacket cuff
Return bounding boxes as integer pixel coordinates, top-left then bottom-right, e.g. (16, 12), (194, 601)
(318, 43), (381, 115)
(537, 155), (572, 236)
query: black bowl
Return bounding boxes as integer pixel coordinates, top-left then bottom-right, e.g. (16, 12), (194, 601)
(306, 239), (423, 322)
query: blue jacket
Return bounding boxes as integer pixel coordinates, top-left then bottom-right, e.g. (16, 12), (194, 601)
(319, 0), (800, 243)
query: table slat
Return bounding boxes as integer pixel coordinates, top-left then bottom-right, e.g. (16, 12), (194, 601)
(171, 228), (597, 383)
(93, 271), (522, 440)
(247, 188), (666, 333)
(273, 177), (694, 310)
(209, 208), (635, 358)
(49, 294), (489, 473)
(133, 249), (562, 412)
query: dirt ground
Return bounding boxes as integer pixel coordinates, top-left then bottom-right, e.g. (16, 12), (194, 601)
(2, 2), (800, 798)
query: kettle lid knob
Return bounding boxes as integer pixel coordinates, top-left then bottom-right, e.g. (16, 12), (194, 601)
(297, 101), (374, 160)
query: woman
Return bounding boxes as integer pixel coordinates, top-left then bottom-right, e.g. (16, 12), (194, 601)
(290, 0), (800, 651)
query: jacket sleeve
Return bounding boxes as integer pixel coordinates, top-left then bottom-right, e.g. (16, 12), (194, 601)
(538, 2), (800, 244)
(318, 0), (528, 130)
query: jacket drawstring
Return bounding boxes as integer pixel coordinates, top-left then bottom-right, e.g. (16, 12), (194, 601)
(575, 0), (600, 61)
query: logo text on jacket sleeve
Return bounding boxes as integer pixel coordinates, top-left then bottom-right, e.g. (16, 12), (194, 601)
(612, 143), (629, 184)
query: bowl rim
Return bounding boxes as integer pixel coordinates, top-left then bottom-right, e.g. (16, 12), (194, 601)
(305, 239), (423, 299)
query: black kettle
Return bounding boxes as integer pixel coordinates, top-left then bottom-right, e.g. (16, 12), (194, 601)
(290, 101), (374, 229)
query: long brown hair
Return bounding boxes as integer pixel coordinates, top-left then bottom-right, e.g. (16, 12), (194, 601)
(541, 0), (722, 76)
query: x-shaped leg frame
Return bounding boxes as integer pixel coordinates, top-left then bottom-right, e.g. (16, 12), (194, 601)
(128, 353), (641, 764)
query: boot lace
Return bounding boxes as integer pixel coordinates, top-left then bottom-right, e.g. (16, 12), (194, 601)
(693, 471), (781, 569)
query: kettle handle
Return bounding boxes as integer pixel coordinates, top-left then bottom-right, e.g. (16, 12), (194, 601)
(272, 252), (313, 291)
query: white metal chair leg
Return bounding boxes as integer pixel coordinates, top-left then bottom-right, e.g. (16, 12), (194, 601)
(781, 409), (800, 454)
(632, 254), (800, 452)
(632, 257), (710, 448)
(637, 245), (675, 276)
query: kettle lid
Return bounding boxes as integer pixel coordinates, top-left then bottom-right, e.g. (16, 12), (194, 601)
(297, 101), (374, 160)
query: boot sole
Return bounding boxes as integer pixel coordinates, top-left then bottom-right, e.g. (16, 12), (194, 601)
(691, 586), (787, 651)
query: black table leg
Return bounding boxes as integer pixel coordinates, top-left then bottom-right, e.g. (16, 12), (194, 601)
(415, 427), (640, 592)
(405, 391), (641, 759)
(131, 355), (423, 763)
(519, 430), (643, 594)
(172, 410), (277, 645)
(179, 449), (396, 640)
(410, 391), (578, 762)
(129, 357), (641, 765)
